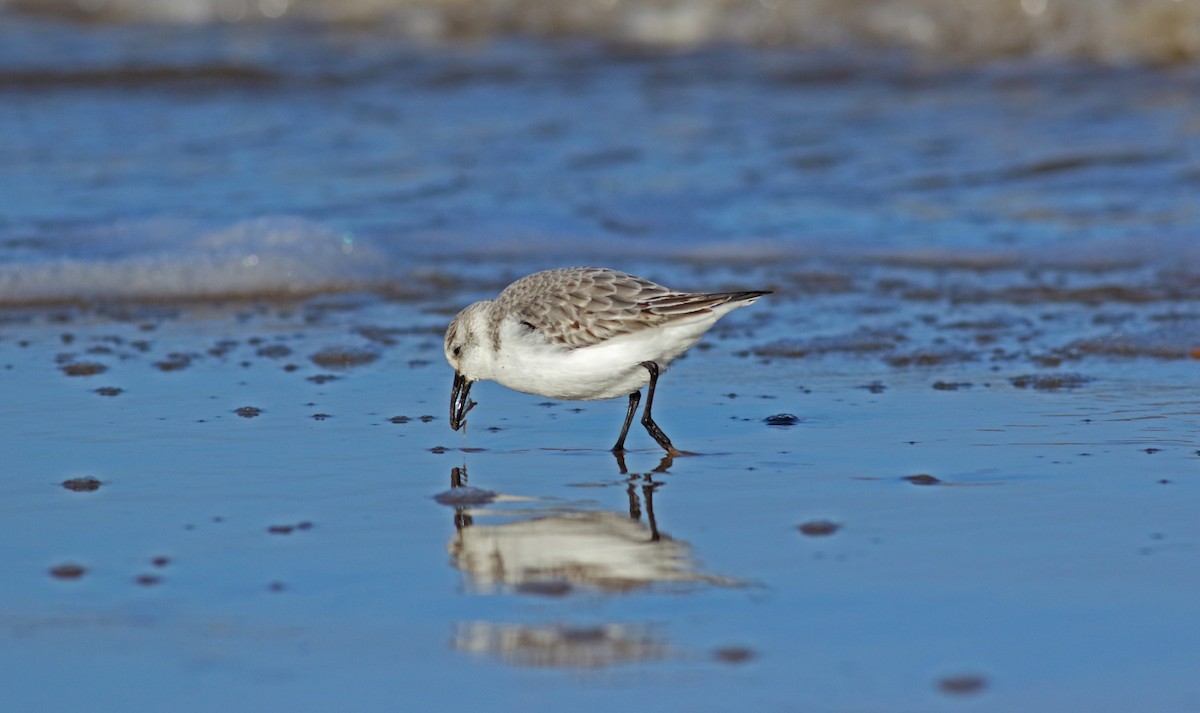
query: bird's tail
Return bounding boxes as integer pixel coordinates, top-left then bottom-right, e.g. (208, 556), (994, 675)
(713, 290), (771, 304)
(644, 290), (771, 317)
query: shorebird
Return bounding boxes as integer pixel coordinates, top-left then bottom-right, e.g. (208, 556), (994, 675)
(444, 267), (769, 454)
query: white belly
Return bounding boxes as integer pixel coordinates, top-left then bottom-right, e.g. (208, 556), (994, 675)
(491, 318), (715, 400)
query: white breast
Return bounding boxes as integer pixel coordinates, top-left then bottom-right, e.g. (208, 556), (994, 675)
(489, 313), (720, 400)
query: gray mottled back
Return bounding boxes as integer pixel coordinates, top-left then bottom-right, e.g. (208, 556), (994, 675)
(494, 267), (752, 349)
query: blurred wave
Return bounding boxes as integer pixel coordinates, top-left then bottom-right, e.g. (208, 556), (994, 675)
(0, 217), (399, 305)
(2, 215), (1196, 307)
(4, 0), (1200, 63)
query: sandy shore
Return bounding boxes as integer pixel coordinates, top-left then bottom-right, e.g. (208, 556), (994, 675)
(2, 273), (1197, 712)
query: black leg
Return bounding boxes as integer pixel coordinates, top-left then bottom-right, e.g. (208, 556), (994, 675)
(626, 478), (641, 520)
(612, 389), (642, 453)
(639, 361), (679, 455)
(450, 466), (472, 530)
(613, 449), (629, 475)
(642, 475), (661, 542)
(450, 465), (467, 488)
(652, 453), (674, 473)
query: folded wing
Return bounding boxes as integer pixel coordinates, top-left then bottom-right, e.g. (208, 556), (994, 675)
(497, 267), (765, 349)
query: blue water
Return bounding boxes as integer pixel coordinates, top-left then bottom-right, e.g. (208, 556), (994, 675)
(2, 9), (1200, 713)
(3, 17), (1199, 304)
(1, 300), (1198, 712)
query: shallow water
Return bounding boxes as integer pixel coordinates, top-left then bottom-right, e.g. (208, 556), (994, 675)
(3, 284), (1198, 712)
(3, 18), (1200, 304)
(2, 8), (1200, 713)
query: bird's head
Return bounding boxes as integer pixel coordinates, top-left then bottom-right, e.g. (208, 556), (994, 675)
(444, 301), (492, 430)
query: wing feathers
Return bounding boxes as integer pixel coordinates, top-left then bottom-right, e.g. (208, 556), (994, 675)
(496, 268), (766, 349)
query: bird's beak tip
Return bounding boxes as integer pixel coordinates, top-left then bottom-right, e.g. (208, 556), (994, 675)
(450, 371), (475, 431)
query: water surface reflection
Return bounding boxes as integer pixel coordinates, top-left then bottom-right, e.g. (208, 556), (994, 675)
(453, 621), (669, 668)
(437, 463), (735, 595)
(437, 461), (741, 668)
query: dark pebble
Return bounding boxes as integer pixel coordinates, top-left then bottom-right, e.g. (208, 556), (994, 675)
(713, 647), (756, 664)
(1009, 373), (1093, 390)
(932, 381), (972, 391)
(267, 521), (312, 535)
(62, 477), (102, 492)
(798, 520), (841, 536)
(49, 563), (86, 580)
(60, 362), (107, 377)
(938, 674), (987, 696)
(763, 413), (801, 427)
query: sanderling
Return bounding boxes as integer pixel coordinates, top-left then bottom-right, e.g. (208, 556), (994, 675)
(444, 267), (769, 454)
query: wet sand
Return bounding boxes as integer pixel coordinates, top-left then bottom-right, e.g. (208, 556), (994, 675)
(3, 14), (1200, 710)
(2, 261), (1198, 712)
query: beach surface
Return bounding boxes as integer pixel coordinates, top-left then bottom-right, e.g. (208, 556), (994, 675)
(2, 4), (1200, 711)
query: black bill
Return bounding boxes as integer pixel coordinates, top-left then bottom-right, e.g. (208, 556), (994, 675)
(450, 371), (476, 431)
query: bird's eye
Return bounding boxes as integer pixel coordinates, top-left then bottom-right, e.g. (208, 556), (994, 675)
(452, 346), (462, 357)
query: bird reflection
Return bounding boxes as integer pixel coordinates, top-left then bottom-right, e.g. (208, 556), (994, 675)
(626, 472), (662, 542)
(436, 461), (734, 595)
(613, 448), (674, 476)
(437, 460), (739, 669)
(434, 465), (497, 531)
(453, 621), (668, 668)
(450, 465), (471, 529)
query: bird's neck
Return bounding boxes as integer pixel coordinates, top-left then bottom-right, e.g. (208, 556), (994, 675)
(464, 301), (500, 381)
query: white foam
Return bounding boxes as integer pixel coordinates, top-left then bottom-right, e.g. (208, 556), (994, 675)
(1, 214), (1194, 307)
(0, 217), (393, 305)
(8, 0), (1200, 62)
